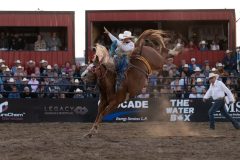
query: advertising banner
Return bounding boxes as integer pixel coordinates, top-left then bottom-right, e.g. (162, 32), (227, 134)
(103, 99), (150, 122)
(0, 98), (239, 122)
(0, 99), (35, 122)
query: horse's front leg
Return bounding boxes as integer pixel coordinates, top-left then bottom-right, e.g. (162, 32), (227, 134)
(95, 89), (127, 127)
(84, 99), (107, 138)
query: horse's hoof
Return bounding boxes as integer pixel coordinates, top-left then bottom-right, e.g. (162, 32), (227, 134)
(83, 132), (93, 138)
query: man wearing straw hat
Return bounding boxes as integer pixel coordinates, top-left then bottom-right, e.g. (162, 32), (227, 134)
(203, 73), (239, 130)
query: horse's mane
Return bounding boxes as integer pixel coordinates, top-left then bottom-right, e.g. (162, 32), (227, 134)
(134, 29), (167, 53)
(95, 43), (115, 72)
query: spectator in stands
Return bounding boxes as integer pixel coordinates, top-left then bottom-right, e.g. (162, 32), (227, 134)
(189, 87), (198, 98)
(150, 88), (160, 98)
(178, 59), (187, 73)
(189, 58), (201, 72)
(225, 78), (235, 93)
(216, 62), (229, 78)
(68, 79), (82, 98)
(73, 88), (85, 99)
(193, 67), (205, 83)
(39, 59), (48, 75)
(11, 60), (21, 75)
(62, 61), (72, 75)
(0, 32), (8, 50)
(73, 63), (81, 79)
(34, 34), (47, 51)
(199, 40), (208, 51)
(202, 60), (211, 77)
(15, 35), (25, 50)
(20, 86), (32, 98)
(47, 32), (62, 51)
(21, 78), (30, 92)
(166, 58), (177, 71)
(34, 67), (41, 82)
(137, 87), (150, 98)
(57, 72), (71, 92)
(149, 71), (159, 91)
(28, 73), (39, 93)
(197, 88), (206, 98)
(8, 85), (20, 99)
(195, 78), (206, 94)
(179, 71), (189, 98)
(14, 73), (24, 91)
(169, 65), (180, 78)
(2, 67), (11, 82)
(52, 63), (61, 75)
(0, 59), (5, 73)
(181, 64), (192, 77)
(26, 60), (36, 76)
(16, 66), (24, 75)
(170, 77), (183, 98)
(185, 40), (198, 51)
(46, 65), (54, 78)
(3, 77), (14, 97)
(222, 49), (237, 74)
(210, 40), (220, 51)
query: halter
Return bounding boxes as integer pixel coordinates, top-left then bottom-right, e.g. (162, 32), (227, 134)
(96, 64), (108, 79)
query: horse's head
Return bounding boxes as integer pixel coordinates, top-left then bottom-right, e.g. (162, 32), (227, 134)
(92, 44), (113, 64)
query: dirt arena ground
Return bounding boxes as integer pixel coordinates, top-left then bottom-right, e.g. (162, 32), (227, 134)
(0, 122), (239, 160)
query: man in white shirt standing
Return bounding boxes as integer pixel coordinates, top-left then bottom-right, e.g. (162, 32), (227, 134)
(203, 73), (239, 130)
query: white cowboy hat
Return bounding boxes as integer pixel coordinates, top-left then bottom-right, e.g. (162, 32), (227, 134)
(1, 64), (7, 68)
(74, 79), (80, 83)
(40, 59), (47, 63)
(22, 78), (29, 82)
(119, 31), (134, 39)
(8, 78), (15, 83)
(47, 65), (52, 70)
(75, 88), (83, 93)
(211, 67), (217, 72)
(196, 78), (203, 82)
(200, 40), (207, 45)
(191, 58), (196, 62)
(17, 66), (23, 69)
(194, 67), (201, 72)
(0, 59), (5, 63)
(28, 60), (35, 64)
(15, 60), (21, 64)
(225, 49), (232, 54)
(183, 64), (189, 68)
(208, 73), (218, 79)
(5, 68), (10, 72)
(216, 63), (224, 67)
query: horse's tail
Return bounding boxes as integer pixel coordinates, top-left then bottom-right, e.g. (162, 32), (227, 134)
(134, 29), (168, 53)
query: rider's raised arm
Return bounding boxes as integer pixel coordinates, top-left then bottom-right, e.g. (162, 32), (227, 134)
(104, 27), (121, 46)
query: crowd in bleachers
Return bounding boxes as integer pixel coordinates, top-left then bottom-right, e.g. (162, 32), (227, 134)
(0, 31), (62, 51)
(0, 58), (98, 99)
(0, 47), (239, 99)
(137, 48), (240, 99)
(97, 28), (228, 52)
